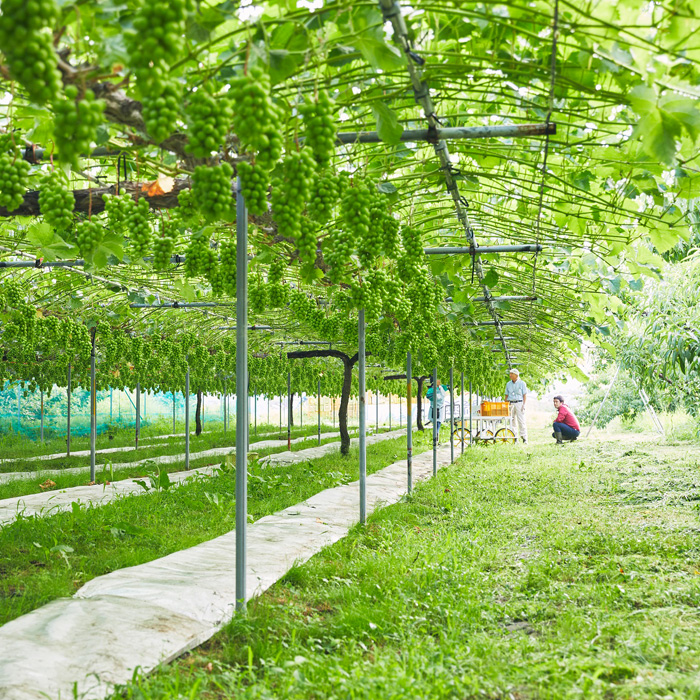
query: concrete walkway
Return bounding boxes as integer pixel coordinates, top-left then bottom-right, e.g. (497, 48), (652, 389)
(0, 444), (454, 700)
(0, 429), (409, 525)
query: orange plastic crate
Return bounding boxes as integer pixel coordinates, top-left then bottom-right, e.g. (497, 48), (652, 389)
(481, 401), (510, 417)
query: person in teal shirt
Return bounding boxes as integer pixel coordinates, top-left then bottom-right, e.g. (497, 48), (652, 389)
(426, 378), (449, 437)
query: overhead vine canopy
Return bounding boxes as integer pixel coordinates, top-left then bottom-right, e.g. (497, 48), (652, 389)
(1, 0), (699, 388)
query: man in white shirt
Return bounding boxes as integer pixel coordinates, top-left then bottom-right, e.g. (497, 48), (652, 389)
(504, 368), (528, 444)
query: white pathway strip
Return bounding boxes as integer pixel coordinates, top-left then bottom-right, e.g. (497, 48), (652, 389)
(0, 430), (406, 524)
(0, 431), (354, 485)
(0, 445), (453, 700)
(0, 429), (345, 466)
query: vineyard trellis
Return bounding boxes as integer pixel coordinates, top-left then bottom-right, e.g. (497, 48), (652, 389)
(1, 0), (700, 611)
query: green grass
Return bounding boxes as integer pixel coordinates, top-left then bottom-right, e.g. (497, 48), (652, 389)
(111, 435), (700, 700)
(0, 423), (357, 474)
(0, 431), (429, 626)
(0, 426), (389, 501)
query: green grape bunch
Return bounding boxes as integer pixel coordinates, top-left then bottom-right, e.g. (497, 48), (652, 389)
(39, 170), (74, 231)
(124, 197), (152, 260)
(307, 171), (339, 224)
(191, 162), (234, 222)
(401, 224), (423, 266)
(229, 68), (280, 156)
(237, 160), (268, 216)
(297, 216), (319, 263)
(185, 86), (232, 158)
(103, 190), (134, 233)
(153, 218), (178, 270)
(249, 275), (268, 315)
(219, 236), (237, 296)
(299, 91), (336, 168)
(142, 80), (182, 145)
(54, 86), (105, 169)
(0, 0), (62, 105)
(75, 218), (104, 256)
(0, 137), (31, 212)
(184, 230), (215, 278)
(270, 150), (315, 240)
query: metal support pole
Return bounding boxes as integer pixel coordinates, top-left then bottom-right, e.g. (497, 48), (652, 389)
(461, 372), (465, 455)
(287, 371), (292, 451)
(135, 382), (141, 449)
(317, 377), (321, 446)
(279, 394), (282, 436)
(185, 369), (190, 470)
(254, 388), (257, 435)
(173, 393), (177, 433)
(110, 388), (113, 422)
(300, 391), (302, 429)
(40, 389), (44, 443)
(432, 367), (438, 477)
(359, 309), (367, 524)
(235, 176), (248, 612)
(389, 393), (391, 430)
(469, 381), (473, 446)
(376, 387), (379, 432)
(67, 364), (71, 457)
(90, 331), (96, 483)
(450, 366), (454, 464)
(407, 351), (412, 493)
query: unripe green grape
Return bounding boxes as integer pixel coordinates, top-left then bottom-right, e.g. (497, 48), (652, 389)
(0, 0), (61, 104)
(299, 90), (336, 168)
(142, 79), (182, 144)
(219, 236), (237, 296)
(249, 275), (268, 315)
(124, 197), (152, 260)
(307, 171), (339, 224)
(153, 218), (178, 270)
(75, 218), (104, 256)
(54, 86), (105, 169)
(185, 86), (232, 158)
(270, 150), (315, 242)
(0, 137), (31, 212)
(184, 230), (214, 278)
(191, 162), (234, 222)
(237, 160), (268, 215)
(39, 170), (74, 231)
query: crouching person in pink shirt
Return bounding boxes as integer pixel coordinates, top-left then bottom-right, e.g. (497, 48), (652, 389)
(552, 396), (580, 445)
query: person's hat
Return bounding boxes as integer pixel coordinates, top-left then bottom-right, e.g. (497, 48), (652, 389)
(509, 368), (520, 376)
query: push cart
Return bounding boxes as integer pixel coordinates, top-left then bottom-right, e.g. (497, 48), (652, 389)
(452, 400), (517, 445)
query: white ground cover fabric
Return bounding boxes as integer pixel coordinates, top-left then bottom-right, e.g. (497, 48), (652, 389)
(0, 444), (453, 700)
(0, 431), (350, 485)
(0, 430), (405, 525)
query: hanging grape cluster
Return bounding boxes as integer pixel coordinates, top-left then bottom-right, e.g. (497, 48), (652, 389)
(39, 170), (74, 231)
(249, 275), (268, 315)
(191, 162), (234, 221)
(54, 86), (105, 169)
(270, 150), (315, 240)
(124, 197), (152, 260)
(218, 236), (237, 296)
(297, 217), (319, 264)
(103, 191), (133, 232)
(237, 161), (268, 216)
(324, 226), (354, 282)
(0, 137), (31, 212)
(299, 91), (336, 168)
(185, 86), (232, 158)
(229, 68), (282, 161)
(184, 230), (215, 278)
(75, 218), (104, 256)
(153, 218), (178, 270)
(307, 172), (339, 224)
(0, 0), (62, 105)
(129, 0), (189, 143)
(401, 224), (423, 272)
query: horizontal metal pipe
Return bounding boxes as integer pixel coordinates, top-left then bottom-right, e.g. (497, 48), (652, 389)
(473, 321), (529, 326)
(424, 244), (543, 255)
(130, 301), (232, 309)
(336, 122), (556, 144)
(474, 295), (538, 302)
(0, 254), (187, 269)
(218, 326), (273, 331)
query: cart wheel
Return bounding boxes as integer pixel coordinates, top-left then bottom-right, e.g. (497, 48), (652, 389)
(477, 429), (494, 443)
(452, 427), (471, 445)
(494, 427), (517, 444)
